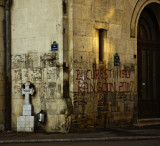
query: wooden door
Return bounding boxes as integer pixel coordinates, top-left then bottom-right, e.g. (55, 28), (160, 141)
(137, 5), (160, 118)
(138, 41), (160, 118)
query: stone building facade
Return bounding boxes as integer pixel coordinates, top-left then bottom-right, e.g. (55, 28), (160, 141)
(0, 0), (159, 132)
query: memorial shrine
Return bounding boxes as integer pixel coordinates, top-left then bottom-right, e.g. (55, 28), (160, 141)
(17, 82), (35, 132)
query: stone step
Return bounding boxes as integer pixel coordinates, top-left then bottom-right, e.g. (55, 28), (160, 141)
(134, 118), (160, 127)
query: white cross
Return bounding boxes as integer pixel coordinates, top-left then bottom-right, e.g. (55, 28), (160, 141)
(22, 82), (35, 105)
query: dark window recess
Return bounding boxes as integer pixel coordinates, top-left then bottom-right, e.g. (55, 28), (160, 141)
(63, 1), (67, 14)
(99, 30), (105, 63)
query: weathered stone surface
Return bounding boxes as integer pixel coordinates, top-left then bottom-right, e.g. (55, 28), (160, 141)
(71, 0), (140, 131)
(17, 116), (35, 132)
(45, 114), (71, 133)
(11, 0), (64, 132)
(12, 54), (26, 69)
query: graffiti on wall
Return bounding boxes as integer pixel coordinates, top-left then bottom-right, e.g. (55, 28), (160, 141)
(76, 69), (134, 96)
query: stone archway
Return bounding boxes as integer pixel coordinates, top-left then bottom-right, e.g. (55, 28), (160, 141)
(130, 0), (160, 38)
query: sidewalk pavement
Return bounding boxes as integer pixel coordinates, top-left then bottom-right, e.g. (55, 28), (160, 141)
(0, 125), (160, 144)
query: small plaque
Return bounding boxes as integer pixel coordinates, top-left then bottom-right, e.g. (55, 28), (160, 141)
(51, 41), (58, 51)
(114, 53), (120, 66)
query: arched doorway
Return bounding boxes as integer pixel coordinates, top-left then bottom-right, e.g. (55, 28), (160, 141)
(138, 3), (160, 118)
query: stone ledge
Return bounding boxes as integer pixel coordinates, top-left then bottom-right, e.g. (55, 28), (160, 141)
(95, 21), (108, 30)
